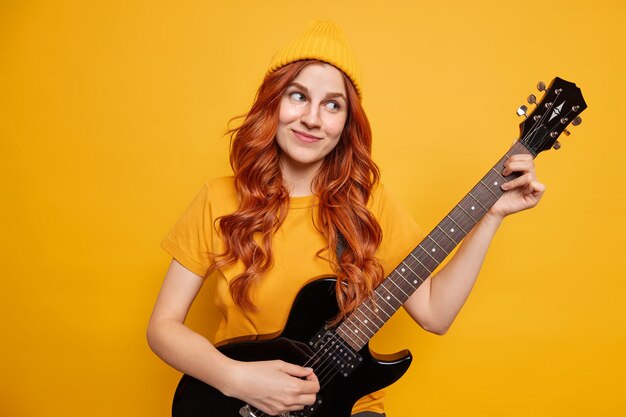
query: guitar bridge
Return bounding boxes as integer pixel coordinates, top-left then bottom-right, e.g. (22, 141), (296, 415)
(239, 405), (268, 417)
(240, 398), (323, 417)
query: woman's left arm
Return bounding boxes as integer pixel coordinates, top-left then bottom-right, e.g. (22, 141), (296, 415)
(403, 154), (546, 335)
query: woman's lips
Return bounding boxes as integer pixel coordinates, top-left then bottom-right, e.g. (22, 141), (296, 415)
(292, 129), (321, 143)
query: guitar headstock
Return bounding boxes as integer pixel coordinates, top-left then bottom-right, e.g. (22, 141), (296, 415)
(517, 77), (587, 156)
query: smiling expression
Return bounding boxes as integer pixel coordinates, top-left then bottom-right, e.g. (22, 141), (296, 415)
(275, 62), (348, 186)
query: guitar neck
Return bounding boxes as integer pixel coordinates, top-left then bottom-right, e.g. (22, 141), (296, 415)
(336, 141), (533, 351)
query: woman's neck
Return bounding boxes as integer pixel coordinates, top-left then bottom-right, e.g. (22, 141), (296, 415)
(280, 159), (322, 197)
(282, 172), (315, 197)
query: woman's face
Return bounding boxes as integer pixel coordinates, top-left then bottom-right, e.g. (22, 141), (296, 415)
(275, 62), (348, 180)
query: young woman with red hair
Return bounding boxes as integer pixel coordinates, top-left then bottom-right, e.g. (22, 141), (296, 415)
(147, 21), (544, 417)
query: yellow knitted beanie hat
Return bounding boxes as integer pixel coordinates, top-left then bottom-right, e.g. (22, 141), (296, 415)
(268, 20), (363, 97)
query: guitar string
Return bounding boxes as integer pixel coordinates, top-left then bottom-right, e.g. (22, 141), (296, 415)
(527, 88), (576, 158)
(524, 87), (564, 152)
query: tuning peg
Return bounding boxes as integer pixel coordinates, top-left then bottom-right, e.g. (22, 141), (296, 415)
(537, 81), (546, 92)
(572, 116), (582, 126)
(527, 94), (537, 105)
(553, 141), (561, 150)
(563, 129), (571, 136)
(516, 105), (528, 117)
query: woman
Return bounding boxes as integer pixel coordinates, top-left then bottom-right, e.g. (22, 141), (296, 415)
(147, 21), (544, 416)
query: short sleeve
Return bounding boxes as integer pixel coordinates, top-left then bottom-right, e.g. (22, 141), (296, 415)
(161, 183), (214, 277)
(372, 184), (423, 276)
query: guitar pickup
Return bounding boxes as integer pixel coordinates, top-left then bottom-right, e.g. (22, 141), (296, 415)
(309, 328), (362, 378)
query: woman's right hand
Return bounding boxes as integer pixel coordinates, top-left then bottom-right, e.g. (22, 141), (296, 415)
(224, 359), (320, 416)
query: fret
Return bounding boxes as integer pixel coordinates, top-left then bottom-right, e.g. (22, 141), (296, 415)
(336, 141), (534, 351)
(426, 235), (449, 256)
(479, 179), (500, 198)
(380, 280), (404, 304)
(375, 286), (400, 311)
(350, 327), (368, 345)
(361, 297), (390, 320)
(388, 272), (411, 299)
(467, 191), (488, 212)
(449, 208), (475, 233)
(457, 201), (480, 223)
(462, 193), (488, 220)
(371, 298), (394, 323)
(343, 317), (368, 345)
(483, 172), (506, 196)
(446, 214), (468, 235)
(355, 302), (385, 330)
(433, 226), (457, 247)
(350, 310), (378, 337)
(393, 267), (417, 289)
(418, 244), (439, 263)
(413, 251), (438, 277)
(398, 262), (424, 286)
(420, 239), (448, 264)
(408, 251), (433, 275)
(353, 307), (381, 331)
(490, 167), (505, 180)
(439, 218), (463, 244)
(336, 325), (361, 350)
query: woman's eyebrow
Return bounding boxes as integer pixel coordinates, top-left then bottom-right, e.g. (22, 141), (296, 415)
(287, 82), (347, 101)
(325, 91), (347, 101)
(287, 82), (309, 93)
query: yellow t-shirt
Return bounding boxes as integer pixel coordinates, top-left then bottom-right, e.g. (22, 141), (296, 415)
(161, 176), (422, 414)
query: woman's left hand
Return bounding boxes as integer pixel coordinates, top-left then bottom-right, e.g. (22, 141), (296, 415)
(489, 154), (546, 219)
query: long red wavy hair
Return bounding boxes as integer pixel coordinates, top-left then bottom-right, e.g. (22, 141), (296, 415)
(210, 60), (383, 323)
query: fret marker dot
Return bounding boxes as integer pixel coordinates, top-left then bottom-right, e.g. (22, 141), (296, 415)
(386, 295), (391, 300)
(431, 248), (436, 252)
(364, 320), (368, 324)
(374, 308), (379, 312)
(471, 206), (475, 210)
(494, 181), (498, 186)
(413, 280), (418, 284)
(450, 228), (455, 233)
(401, 268), (406, 272)
(355, 329), (359, 333)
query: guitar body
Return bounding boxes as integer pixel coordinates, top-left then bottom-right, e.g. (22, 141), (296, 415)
(172, 278), (412, 417)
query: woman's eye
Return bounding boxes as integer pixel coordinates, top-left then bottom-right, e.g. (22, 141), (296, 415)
(326, 101), (340, 111)
(289, 92), (306, 102)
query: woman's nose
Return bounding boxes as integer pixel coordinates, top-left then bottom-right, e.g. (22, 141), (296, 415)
(300, 105), (321, 129)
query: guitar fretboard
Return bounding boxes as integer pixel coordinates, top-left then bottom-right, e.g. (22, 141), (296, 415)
(336, 141), (532, 351)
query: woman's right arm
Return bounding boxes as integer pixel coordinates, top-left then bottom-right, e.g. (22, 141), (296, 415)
(146, 259), (319, 415)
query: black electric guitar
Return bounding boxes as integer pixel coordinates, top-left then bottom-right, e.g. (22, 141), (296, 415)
(172, 78), (587, 417)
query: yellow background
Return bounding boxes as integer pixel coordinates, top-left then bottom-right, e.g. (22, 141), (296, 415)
(1, 0), (624, 416)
